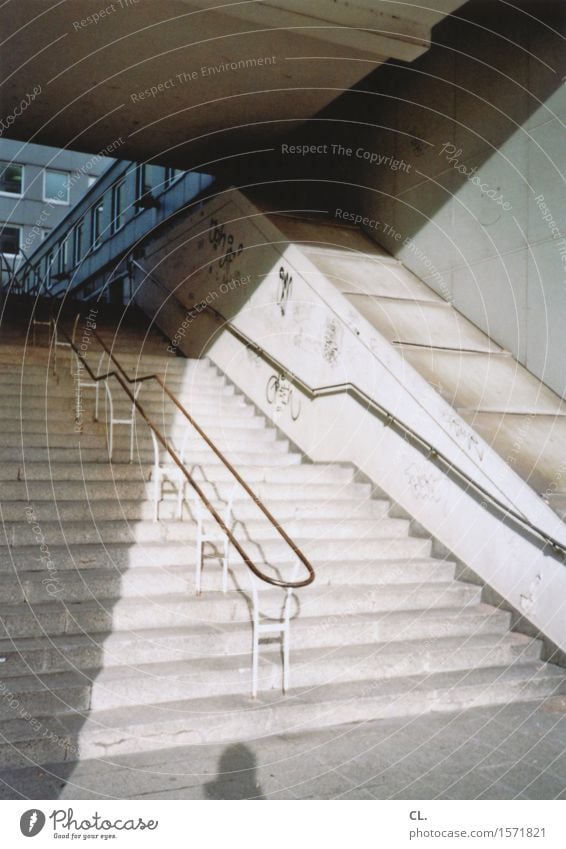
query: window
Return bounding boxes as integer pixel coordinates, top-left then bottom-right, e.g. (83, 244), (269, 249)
(41, 250), (56, 291)
(87, 176), (98, 189)
(73, 218), (84, 265)
(136, 165), (151, 200)
(0, 224), (21, 255)
(43, 169), (70, 204)
(164, 167), (183, 188)
(135, 164), (159, 211)
(57, 236), (70, 274)
(0, 163), (23, 196)
(111, 178), (126, 232)
(91, 197), (105, 250)
(41, 229), (50, 241)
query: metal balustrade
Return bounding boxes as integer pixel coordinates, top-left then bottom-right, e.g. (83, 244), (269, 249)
(131, 260), (566, 564)
(63, 319), (315, 698)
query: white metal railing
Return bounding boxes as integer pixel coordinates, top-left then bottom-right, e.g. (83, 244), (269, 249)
(148, 419), (299, 698)
(31, 315), (74, 376)
(66, 320), (312, 697)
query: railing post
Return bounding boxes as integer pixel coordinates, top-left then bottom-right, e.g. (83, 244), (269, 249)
(104, 382), (115, 460)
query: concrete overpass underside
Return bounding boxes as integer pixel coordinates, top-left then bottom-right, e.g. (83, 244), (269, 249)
(0, 0), (463, 169)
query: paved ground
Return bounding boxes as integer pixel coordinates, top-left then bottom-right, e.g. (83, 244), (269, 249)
(1, 698), (566, 800)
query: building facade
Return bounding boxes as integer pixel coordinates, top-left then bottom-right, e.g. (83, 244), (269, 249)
(0, 139), (114, 280)
(10, 158), (211, 304)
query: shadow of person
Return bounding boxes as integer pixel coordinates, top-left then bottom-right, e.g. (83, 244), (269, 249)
(204, 744), (264, 800)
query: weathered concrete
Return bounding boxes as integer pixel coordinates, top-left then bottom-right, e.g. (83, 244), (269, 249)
(1, 701), (565, 800)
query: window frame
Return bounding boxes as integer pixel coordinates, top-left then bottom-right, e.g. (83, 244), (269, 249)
(164, 167), (184, 188)
(0, 162), (24, 198)
(111, 178), (126, 233)
(90, 196), (105, 251)
(43, 169), (70, 205)
(72, 217), (84, 265)
(40, 249), (56, 292)
(134, 164), (154, 212)
(0, 223), (22, 256)
(57, 235), (70, 275)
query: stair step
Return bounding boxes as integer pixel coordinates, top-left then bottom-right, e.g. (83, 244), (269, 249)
(83, 348), (190, 366)
(0, 542), (429, 574)
(0, 446), (301, 465)
(0, 581), (479, 637)
(0, 359), (55, 372)
(0, 479), (372, 502)
(85, 353), (215, 367)
(0, 496), (389, 523)
(0, 377), (228, 399)
(0, 409), (264, 434)
(1, 515), (413, 546)
(1, 662), (563, 767)
(0, 370), (225, 393)
(0, 356), (215, 377)
(0, 461), (355, 485)
(1, 533), (430, 563)
(0, 385), (239, 410)
(0, 634), (542, 720)
(0, 556), (457, 604)
(0, 605), (512, 677)
(0, 428), (283, 450)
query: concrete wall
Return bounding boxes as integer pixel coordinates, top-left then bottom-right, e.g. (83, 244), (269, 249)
(350, 3), (566, 395)
(358, 0), (566, 398)
(134, 189), (566, 653)
(239, 0), (566, 398)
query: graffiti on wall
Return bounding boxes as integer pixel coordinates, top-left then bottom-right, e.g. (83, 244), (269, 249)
(208, 216), (244, 271)
(277, 266), (293, 316)
(266, 372), (301, 421)
(404, 462), (442, 502)
(442, 413), (484, 462)
(323, 318), (342, 366)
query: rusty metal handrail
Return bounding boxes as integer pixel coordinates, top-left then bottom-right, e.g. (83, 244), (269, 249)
(60, 323), (315, 590)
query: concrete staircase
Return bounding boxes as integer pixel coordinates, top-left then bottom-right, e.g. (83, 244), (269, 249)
(268, 214), (566, 519)
(0, 309), (564, 770)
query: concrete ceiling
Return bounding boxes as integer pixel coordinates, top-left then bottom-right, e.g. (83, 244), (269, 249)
(0, 0), (464, 170)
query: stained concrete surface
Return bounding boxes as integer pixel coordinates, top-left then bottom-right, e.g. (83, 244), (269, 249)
(1, 698), (565, 800)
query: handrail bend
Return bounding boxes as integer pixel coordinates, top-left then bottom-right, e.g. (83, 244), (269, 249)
(60, 323), (315, 590)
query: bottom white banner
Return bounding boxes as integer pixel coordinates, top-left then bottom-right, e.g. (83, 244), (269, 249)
(1, 800), (564, 849)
